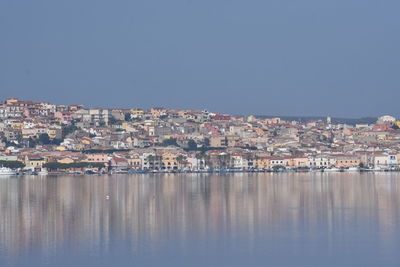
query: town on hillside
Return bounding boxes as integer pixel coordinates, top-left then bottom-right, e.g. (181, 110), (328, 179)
(1, 98), (400, 175)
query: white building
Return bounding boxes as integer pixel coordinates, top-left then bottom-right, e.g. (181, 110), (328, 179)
(373, 154), (398, 169)
(377, 115), (396, 124)
(308, 156), (335, 168)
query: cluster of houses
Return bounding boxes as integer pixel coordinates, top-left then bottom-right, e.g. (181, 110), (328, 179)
(1, 98), (400, 174)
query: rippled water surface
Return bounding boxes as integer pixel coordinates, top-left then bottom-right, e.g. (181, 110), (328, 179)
(1, 173), (400, 266)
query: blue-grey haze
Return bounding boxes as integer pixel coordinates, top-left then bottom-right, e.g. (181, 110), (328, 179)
(0, 0), (399, 117)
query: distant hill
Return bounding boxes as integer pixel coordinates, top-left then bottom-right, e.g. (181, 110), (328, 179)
(255, 116), (377, 125)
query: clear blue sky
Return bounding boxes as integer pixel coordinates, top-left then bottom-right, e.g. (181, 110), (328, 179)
(1, 0), (399, 117)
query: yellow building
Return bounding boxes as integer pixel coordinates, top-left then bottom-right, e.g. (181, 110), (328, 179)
(150, 108), (166, 119)
(83, 153), (109, 163)
(68, 104), (83, 111)
(130, 108), (145, 118)
(11, 121), (23, 130)
(56, 146), (67, 151)
(25, 155), (46, 168)
(254, 128), (265, 135)
(290, 157), (309, 168)
(269, 156), (308, 169)
(81, 137), (91, 145)
(256, 157), (271, 169)
(334, 156), (360, 168)
(6, 98), (19, 105)
(162, 152), (178, 170)
(125, 136), (132, 144)
(210, 136), (238, 147)
(57, 157), (75, 164)
(127, 155), (142, 170)
(46, 128), (61, 139)
(22, 128), (37, 139)
(377, 133), (387, 141)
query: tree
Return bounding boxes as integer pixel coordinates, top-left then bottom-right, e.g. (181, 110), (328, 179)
(0, 160), (25, 169)
(146, 155), (155, 170)
(161, 138), (179, 147)
(124, 113), (131, 122)
(62, 125), (78, 138)
(176, 155), (188, 170)
(43, 162), (63, 170)
(272, 165), (285, 171)
(217, 153), (231, 170)
(195, 153), (203, 169)
(203, 138), (210, 147)
(38, 133), (51, 145)
(28, 137), (37, 148)
(146, 154), (162, 170)
(109, 116), (122, 125)
(187, 139), (197, 150)
(3, 138), (22, 148)
(52, 139), (63, 145)
(43, 162), (105, 170)
(203, 154), (212, 170)
(159, 114), (168, 120)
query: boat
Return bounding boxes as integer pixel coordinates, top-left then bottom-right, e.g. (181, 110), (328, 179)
(213, 170), (240, 174)
(85, 169), (98, 175)
(37, 168), (49, 176)
(324, 167), (341, 172)
(128, 170), (148, 174)
(347, 167), (360, 172)
(0, 167), (17, 176)
(296, 168), (310, 172)
(69, 171), (83, 175)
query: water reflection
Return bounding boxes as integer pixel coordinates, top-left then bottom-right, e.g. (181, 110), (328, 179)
(0, 173), (400, 266)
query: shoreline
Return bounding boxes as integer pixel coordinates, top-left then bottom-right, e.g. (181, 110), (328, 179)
(3, 168), (400, 177)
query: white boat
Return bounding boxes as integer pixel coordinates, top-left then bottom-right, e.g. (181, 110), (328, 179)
(37, 168), (49, 176)
(324, 168), (340, 172)
(347, 167), (360, 172)
(0, 167), (17, 176)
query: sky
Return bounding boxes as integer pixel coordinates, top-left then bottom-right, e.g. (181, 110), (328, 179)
(0, 0), (399, 117)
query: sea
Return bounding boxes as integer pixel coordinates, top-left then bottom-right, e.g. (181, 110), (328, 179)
(0, 172), (399, 266)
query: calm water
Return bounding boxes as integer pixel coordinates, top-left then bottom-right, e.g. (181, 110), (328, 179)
(0, 173), (400, 267)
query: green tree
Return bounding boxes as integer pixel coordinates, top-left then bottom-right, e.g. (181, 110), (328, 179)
(51, 138), (63, 145)
(124, 113), (131, 122)
(176, 155), (188, 169)
(146, 155), (162, 170)
(38, 133), (51, 145)
(43, 162), (105, 170)
(28, 137), (37, 148)
(195, 153), (203, 169)
(217, 153), (231, 170)
(272, 165), (285, 171)
(0, 160), (25, 169)
(62, 125), (78, 138)
(109, 116), (122, 125)
(187, 139), (197, 150)
(203, 138), (210, 147)
(161, 138), (179, 147)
